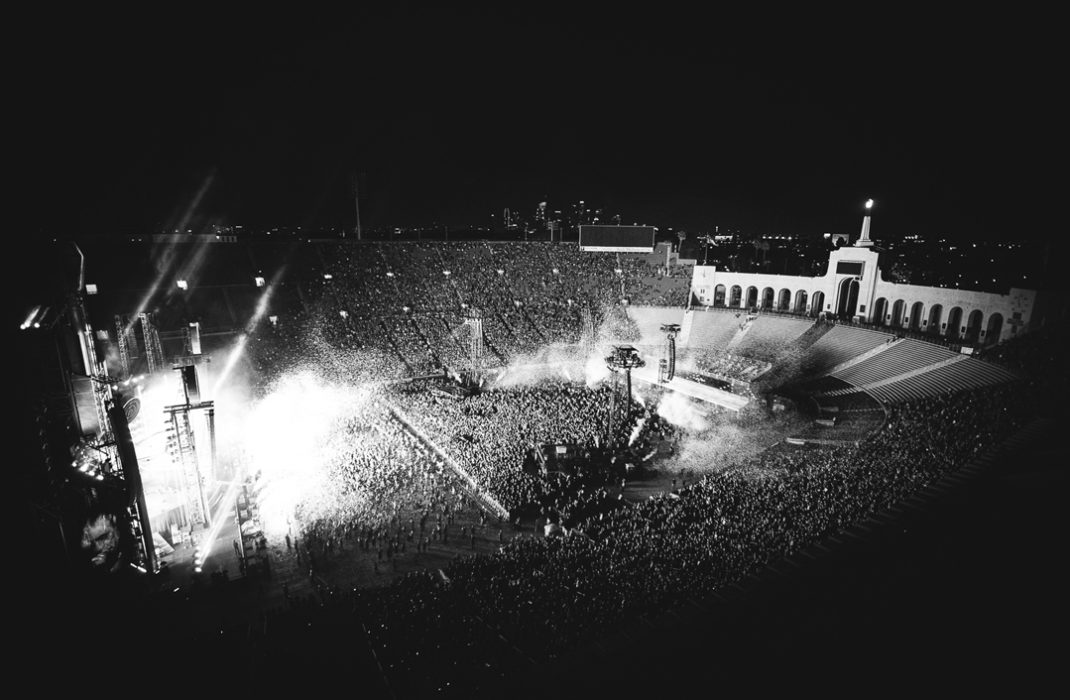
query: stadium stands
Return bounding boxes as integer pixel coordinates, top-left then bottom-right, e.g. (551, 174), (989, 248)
(72, 236), (1056, 698)
(796, 325), (895, 374)
(728, 314), (814, 361)
(866, 357), (1020, 404)
(682, 308), (745, 352)
(831, 339), (960, 387)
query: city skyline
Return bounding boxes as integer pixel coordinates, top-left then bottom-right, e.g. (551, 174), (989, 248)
(16, 6), (1058, 241)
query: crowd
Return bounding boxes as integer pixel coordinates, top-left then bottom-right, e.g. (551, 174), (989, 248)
(688, 349), (769, 383)
(387, 380), (646, 514)
(293, 241), (683, 375)
(232, 382), (1036, 695)
(224, 241), (1044, 695)
(978, 325), (1066, 393)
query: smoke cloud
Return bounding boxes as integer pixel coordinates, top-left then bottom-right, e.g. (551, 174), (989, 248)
(656, 390), (711, 431)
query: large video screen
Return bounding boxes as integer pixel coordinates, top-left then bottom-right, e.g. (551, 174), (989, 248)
(579, 225), (655, 252)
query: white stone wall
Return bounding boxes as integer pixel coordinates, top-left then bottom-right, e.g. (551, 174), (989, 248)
(691, 267), (829, 314)
(691, 245), (1036, 344)
(870, 281), (1034, 343)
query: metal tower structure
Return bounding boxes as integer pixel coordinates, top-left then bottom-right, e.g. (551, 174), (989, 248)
(605, 345), (645, 447)
(165, 406), (209, 527)
(108, 396), (157, 573)
(139, 312), (165, 374)
(50, 249), (157, 573)
(115, 315), (131, 378)
(659, 323), (680, 383)
(164, 361), (216, 523)
(76, 312), (157, 572)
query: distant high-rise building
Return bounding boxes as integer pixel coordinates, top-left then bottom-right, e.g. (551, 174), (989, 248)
(536, 201), (547, 225)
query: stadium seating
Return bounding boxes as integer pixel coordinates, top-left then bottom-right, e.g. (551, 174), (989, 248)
(796, 326), (895, 374)
(866, 357), (1019, 404)
(831, 339), (960, 387)
(728, 315), (814, 361)
(682, 308), (745, 352)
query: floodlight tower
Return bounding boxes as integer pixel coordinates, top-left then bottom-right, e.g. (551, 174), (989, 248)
(659, 323), (680, 383)
(605, 345), (645, 447)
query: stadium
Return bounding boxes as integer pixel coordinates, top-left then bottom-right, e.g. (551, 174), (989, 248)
(14, 210), (1067, 696)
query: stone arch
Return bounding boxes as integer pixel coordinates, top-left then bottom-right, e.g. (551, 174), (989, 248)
(713, 284), (726, 307)
(891, 299), (907, 328)
(927, 304), (943, 335)
(761, 287), (775, 309)
(729, 285), (742, 307)
(745, 286), (758, 309)
(871, 297), (888, 326)
(810, 290), (826, 316)
(946, 306), (963, 338)
(794, 289), (808, 314)
(837, 277), (859, 318)
(965, 309), (984, 343)
(777, 288), (792, 311)
(909, 301), (925, 331)
(985, 313), (1004, 345)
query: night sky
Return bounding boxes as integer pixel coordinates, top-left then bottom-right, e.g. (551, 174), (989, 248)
(18, 5), (1059, 240)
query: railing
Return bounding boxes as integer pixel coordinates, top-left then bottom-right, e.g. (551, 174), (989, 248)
(384, 401), (510, 519)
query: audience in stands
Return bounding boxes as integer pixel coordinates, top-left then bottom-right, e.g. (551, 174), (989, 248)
(192, 240), (1042, 695)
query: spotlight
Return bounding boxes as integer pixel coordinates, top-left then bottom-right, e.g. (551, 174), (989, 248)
(86, 284), (98, 295)
(177, 280), (188, 290)
(254, 276), (266, 288)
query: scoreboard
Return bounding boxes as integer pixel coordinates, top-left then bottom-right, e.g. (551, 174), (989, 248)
(578, 225), (655, 252)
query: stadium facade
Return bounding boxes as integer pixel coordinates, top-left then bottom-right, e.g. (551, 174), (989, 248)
(689, 208), (1039, 345)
